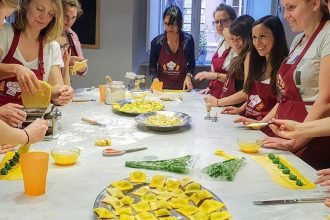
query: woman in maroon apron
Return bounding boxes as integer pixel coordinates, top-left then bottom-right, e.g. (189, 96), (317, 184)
(261, 0), (330, 169)
(205, 15), (254, 107)
(195, 4), (236, 98)
(0, 0), (73, 107)
(149, 5), (195, 90)
(223, 16), (288, 136)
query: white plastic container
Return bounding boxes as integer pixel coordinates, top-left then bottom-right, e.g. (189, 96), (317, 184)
(105, 81), (125, 104)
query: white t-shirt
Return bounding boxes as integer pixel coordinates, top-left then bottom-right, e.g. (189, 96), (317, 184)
(286, 23), (330, 103)
(0, 24), (64, 82)
(211, 39), (236, 72)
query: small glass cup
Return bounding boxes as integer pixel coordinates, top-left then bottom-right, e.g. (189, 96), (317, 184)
(237, 138), (262, 154)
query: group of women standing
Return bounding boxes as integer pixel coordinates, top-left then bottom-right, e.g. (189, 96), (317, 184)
(150, 1), (330, 207)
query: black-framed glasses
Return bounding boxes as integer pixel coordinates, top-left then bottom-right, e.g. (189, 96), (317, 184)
(60, 43), (70, 50)
(212, 18), (231, 26)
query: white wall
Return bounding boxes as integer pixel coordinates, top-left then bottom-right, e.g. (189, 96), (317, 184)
(71, 0), (149, 88)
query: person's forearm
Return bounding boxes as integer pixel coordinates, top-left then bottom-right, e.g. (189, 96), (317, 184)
(215, 72), (227, 82)
(0, 63), (18, 80)
(217, 90), (247, 106)
(295, 119), (330, 138)
(0, 121), (27, 145)
(260, 103), (278, 122)
(63, 67), (71, 86)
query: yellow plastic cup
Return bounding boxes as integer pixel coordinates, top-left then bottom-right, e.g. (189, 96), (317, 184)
(20, 152), (49, 196)
(99, 85), (106, 102)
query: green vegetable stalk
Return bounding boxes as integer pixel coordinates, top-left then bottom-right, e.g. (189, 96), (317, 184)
(203, 158), (245, 181)
(125, 155), (193, 173)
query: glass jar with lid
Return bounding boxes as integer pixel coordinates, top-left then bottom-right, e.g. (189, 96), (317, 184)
(105, 81), (125, 104)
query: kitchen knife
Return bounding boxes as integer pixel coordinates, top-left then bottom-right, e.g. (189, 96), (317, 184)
(81, 117), (106, 127)
(253, 196), (328, 205)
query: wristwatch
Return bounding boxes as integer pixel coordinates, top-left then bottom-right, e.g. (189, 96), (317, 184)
(186, 73), (193, 78)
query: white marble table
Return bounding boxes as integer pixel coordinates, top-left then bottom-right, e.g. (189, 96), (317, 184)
(1, 90), (329, 220)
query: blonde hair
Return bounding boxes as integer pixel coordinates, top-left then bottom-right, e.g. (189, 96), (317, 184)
(1, 0), (19, 9)
(62, 0), (82, 17)
(14, 0), (63, 43)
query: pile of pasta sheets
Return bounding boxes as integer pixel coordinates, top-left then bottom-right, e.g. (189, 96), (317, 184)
(93, 171), (232, 220)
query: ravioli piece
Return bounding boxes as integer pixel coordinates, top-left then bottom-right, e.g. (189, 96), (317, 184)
(22, 81), (51, 108)
(93, 207), (114, 219)
(129, 171), (147, 183)
(168, 197), (190, 209)
(165, 179), (180, 192)
(95, 139), (112, 146)
(159, 217), (178, 220)
(149, 175), (167, 188)
(199, 200), (225, 215)
(185, 183), (201, 194)
(132, 201), (151, 213)
(121, 196), (135, 205)
(111, 180), (133, 191)
(106, 187), (124, 199)
(210, 211), (232, 220)
(189, 212), (209, 220)
(151, 187), (168, 195)
(179, 176), (194, 187)
(171, 188), (184, 197)
(154, 208), (171, 217)
(150, 200), (172, 210)
(176, 205), (199, 217)
(141, 193), (157, 202)
(190, 190), (213, 205)
(120, 214), (135, 220)
(101, 196), (123, 210)
(135, 211), (157, 220)
(177, 194), (190, 200)
(157, 192), (173, 201)
(115, 207), (133, 216)
(132, 186), (149, 197)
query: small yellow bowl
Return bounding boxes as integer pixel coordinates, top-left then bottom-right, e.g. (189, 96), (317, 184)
(237, 138), (261, 154)
(51, 147), (80, 166)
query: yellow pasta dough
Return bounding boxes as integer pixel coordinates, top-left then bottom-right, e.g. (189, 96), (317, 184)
(189, 212), (209, 220)
(151, 187), (168, 195)
(115, 207), (133, 216)
(168, 197), (190, 209)
(150, 200), (172, 211)
(129, 171), (147, 183)
(176, 205), (199, 217)
(190, 190), (213, 206)
(179, 176), (194, 187)
(93, 207), (114, 219)
(154, 209), (171, 217)
(22, 81), (51, 108)
(210, 211), (232, 220)
(101, 196), (123, 210)
(157, 192), (173, 201)
(95, 139), (112, 146)
(199, 200), (225, 215)
(149, 175), (167, 188)
(121, 196), (135, 205)
(171, 188), (184, 197)
(159, 217), (178, 220)
(111, 180), (133, 191)
(165, 179), (180, 192)
(132, 186), (149, 197)
(106, 187), (124, 199)
(119, 214), (135, 220)
(135, 211), (157, 220)
(132, 201), (151, 213)
(141, 193), (157, 202)
(185, 183), (201, 194)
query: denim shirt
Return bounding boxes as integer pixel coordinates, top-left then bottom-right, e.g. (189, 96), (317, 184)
(149, 31), (195, 79)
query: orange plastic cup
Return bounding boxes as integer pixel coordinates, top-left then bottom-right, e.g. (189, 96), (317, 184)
(99, 85), (106, 102)
(151, 81), (163, 92)
(20, 152), (49, 196)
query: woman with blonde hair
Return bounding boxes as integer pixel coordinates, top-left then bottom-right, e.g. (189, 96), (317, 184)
(0, 0), (73, 106)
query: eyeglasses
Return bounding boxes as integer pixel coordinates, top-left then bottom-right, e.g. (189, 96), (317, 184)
(60, 43), (70, 50)
(212, 18), (231, 26)
(164, 22), (179, 29)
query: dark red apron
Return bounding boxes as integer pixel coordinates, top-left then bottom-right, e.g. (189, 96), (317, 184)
(208, 40), (231, 98)
(158, 33), (186, 90)
(276, 19), (330, 169)
(218, 73), (236, 99)
(245, 80), (277, 120)
(66, 31), (78, 56)
(0, 29), (45, 106)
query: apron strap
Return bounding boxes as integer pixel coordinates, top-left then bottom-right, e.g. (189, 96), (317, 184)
(6, 29), (21, 59)
(37, 38), (45, 74)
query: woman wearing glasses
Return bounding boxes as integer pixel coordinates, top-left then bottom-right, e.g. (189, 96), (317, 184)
(149, 5), (195, 90)
(195, 4), (236, 98)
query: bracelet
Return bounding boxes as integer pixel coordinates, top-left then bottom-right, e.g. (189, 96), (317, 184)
(217, 99), (221, 107)
(23, 129), (29, 145)
(216, 73), (221, 81)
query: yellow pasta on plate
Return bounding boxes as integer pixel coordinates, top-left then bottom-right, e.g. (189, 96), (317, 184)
(157, 192), (173, 201)
(129, 171), (147, 183)
(101, 196), (123, 210)
(135, 211), (157, 220)
(141, 192), (157, 202)
(176, 205), (199, 217)
(199, 200), (225, 215)
(190, 190), (213, 206)
(149, 175), (167, 188)
(106, 187), (124, 199)
(154, 208), (171, 217)
(93, 207), (114, 219)
(179, 176), (194, 187)
(150, 200), (172, 210)
(159, 217), (178, 220)
(111, 180), (133, 191)
(165, 179), (180, 192)
(121, 196), (135, 205)
(119, 214), (135, 220)
(171, 188), (184, 197)
(151, 187), (168, 195)
(132, 186), (149, 197)
(210, 211), (232, 220)
(22, 81), (51, 108)
(132, 201), (151, 213)
(189, 212), (209, 220)
(115, 207), (132, 216)
(168, 197), (190, 209)
(185, 183), (201, 194)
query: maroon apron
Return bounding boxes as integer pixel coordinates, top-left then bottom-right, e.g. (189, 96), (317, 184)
(218, 73), (236, 99)
(0, 29), (45, 106)
(66, 31), (78, 56)
(208, 40), (231, 98)
(158, 33), (186, 90)
(276, 19), (330, 169)
(245, 80), (277, 121)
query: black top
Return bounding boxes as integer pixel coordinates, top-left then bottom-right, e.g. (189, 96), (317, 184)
(149, 31), (195, 79)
